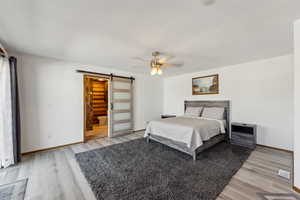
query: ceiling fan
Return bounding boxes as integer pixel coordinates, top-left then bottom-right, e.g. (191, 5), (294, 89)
(133, 51), (183, 75)
(201, 0), (216, 6)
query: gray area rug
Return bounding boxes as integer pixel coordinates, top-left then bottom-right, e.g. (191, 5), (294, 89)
(0, 179), (28, 200)
(75, 138), (252, 200)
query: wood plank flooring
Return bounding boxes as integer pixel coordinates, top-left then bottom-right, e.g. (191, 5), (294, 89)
(85, 124), (108, 140)
(0, 132), (298, 200)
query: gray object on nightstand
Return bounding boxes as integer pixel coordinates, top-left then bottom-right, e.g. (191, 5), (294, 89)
(231, 122), (257, 149)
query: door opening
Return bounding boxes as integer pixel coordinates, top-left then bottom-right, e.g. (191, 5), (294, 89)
(84, 75), (109, 141)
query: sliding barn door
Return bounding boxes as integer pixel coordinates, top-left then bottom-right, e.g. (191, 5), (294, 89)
(110, 77), (134, 137)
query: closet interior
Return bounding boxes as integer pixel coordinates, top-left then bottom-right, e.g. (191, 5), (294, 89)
(84, 75), (109, 140)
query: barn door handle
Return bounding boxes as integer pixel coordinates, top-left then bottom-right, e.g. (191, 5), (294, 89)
(110, 103), (114, 110)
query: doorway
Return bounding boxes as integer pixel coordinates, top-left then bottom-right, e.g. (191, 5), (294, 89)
(84, 75), (109, 141)
(83, 72), (135, 142)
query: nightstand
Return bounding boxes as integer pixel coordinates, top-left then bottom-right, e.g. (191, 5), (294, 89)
(161, 114), (176, 119)
(231, 122), (257, 149)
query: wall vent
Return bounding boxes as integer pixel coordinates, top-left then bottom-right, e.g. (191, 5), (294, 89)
(278, 169), (290, 179)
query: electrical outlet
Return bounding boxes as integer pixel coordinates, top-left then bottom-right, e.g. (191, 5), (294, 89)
(278, 169), (290, 179)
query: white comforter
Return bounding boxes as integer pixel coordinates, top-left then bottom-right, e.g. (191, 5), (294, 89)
(144, 116), (225, 151)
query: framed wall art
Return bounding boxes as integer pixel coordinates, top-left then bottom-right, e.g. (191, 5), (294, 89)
(192, 74), (219, 95)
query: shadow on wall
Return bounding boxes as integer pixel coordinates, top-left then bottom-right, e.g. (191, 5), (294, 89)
(18, 58), (43, 153)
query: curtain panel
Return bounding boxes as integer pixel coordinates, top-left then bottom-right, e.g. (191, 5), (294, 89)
(0, 56), (21, 168)
(9, 57), (21, 163)
(0, 56), (14, 168)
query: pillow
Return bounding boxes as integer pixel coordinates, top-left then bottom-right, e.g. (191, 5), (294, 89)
(201, 107), (225, 120)
(184, 107), (203, 117)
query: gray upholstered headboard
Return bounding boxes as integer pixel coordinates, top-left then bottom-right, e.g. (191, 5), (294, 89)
(184, 100), (231, 140)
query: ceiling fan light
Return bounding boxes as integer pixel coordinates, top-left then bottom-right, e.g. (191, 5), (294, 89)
(157, 67), (162, 75)
(151, 67), (157, 75)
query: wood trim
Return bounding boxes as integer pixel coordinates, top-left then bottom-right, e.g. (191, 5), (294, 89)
(257, 144), (293, 153)
(293, 186), (300, 193)
(83, 75), (87, 142)
(22, 141), (83, 155)
(83, 74), (110, 80)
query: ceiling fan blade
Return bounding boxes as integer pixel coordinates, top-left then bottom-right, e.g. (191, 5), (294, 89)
(158, 55), (175, 64)
(131, 57), (149, 62)
(162, 62), (184, 67)
(201, 0), (216, 6)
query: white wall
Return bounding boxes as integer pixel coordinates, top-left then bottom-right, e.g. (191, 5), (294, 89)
(15, 51), (295, 154)
(16, 53), (163, 153)
(164, 55), (294, 151)
(294, 19), (300, 189)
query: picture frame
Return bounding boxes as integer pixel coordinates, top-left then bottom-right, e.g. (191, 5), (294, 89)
(192, 74), (219, 95)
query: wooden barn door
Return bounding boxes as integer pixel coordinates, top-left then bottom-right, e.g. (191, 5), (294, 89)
(110, 77), (134, 137)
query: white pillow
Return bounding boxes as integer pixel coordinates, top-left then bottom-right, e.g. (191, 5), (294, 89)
(184, 107), (203, 117)
(202, 107), (224, 120)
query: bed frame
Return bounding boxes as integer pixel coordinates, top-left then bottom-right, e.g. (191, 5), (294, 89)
(146, 100), (231, 160)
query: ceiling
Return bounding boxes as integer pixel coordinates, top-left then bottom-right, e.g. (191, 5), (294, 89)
(1, 0), (300, 76)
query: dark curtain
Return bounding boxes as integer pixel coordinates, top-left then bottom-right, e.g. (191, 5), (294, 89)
(9, 56), (21, 163)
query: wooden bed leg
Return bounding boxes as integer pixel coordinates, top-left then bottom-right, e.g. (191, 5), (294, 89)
(193, 152), (196, 161)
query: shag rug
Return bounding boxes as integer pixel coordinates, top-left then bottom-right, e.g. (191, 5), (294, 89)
(75, 138), (252, 200)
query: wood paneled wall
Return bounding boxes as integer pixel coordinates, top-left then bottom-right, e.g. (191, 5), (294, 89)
(91, 80), (108, 124)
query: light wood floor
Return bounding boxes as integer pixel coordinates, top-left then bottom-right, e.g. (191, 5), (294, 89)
(85, 124), (108, 140)
(0, 132), (298, 200)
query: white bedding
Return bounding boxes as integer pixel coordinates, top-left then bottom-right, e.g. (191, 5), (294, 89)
(145, 116), (225, 151)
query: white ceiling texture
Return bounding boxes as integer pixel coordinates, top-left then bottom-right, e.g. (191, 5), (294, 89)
(1, 0), (300, 76)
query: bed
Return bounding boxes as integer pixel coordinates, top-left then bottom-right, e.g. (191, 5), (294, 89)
(145, 100), (230, 160)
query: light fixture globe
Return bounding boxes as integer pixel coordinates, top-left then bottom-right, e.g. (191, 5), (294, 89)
(151, 67), (157, 75)
(157, 67), (162, 75)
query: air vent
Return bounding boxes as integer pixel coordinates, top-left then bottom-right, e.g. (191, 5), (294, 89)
(278, 169), (290, 179)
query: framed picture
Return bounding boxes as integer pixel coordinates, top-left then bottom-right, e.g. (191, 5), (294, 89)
(192, 74), (219, 95)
